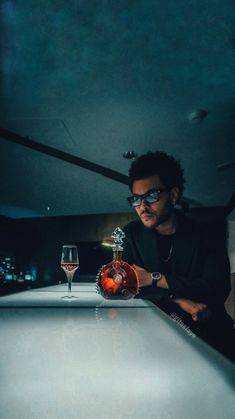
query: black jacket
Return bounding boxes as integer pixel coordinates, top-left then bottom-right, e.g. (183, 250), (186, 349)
(123, 211), (231, 309)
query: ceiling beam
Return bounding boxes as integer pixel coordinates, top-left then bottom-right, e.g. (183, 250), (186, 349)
(0, 127), (129, 185)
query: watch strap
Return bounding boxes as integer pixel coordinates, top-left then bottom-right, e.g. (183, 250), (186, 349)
(151, 272), (162, 286)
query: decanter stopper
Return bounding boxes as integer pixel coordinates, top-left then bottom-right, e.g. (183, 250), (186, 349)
(96, 227), (139, 300)
(111, 227), (125, 251)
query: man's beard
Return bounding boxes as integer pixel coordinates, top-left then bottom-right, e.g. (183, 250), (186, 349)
(139, 202), (174, 229)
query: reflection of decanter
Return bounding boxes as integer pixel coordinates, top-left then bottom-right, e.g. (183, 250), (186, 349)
(96, 227), (139, 299)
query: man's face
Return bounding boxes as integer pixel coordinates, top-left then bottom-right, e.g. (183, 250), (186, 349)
(132, 175), (178, 229)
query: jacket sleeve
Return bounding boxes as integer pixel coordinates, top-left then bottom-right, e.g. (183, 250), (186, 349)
(166, 232), (231, 307)
(123, 219), (231, 307)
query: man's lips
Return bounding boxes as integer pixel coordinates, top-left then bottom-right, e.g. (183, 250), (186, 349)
(140, 212), (155, 220)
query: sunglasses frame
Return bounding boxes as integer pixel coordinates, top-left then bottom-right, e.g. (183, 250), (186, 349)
(127, 188), (168, 207)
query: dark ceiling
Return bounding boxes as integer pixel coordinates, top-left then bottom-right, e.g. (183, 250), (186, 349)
(0, 0), (234, 218)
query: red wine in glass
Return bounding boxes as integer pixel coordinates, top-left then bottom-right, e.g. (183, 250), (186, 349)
(61, 245), (79, 299)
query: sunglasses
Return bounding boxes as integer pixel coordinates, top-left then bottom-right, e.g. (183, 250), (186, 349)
(127, 188), (168, 208)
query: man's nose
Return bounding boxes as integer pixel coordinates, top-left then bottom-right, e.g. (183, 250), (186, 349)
(139, 198), (150, 210)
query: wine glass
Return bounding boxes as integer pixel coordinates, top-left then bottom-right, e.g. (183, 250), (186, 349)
(60, 245), (79, 299)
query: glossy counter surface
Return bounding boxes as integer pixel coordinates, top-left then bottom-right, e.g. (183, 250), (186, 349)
(0, 283), (151, 308)
(0, 283), (234, 419)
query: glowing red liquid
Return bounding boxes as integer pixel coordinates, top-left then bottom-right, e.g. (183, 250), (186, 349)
(98, 260), (139, 300)
(61, 262), (79, 272)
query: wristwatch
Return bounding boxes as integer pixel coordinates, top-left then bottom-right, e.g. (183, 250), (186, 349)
(151, 272), (162, 286)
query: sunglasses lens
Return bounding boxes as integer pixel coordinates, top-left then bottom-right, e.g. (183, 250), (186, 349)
(132, 198), (141, 207)
(145, 191), (160, 204)
(128, 197), (141, 207)
(128, 191), (160, 207)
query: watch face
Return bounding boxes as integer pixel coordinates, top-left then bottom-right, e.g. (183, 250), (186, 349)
(152, 272), (161, 281)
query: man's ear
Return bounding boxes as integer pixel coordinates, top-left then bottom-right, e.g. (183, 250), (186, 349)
(170, 187), (180, 206)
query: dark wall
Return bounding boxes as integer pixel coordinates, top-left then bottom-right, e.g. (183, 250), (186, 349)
(11, 212), (136, 283)
(0, 216), (16, 255)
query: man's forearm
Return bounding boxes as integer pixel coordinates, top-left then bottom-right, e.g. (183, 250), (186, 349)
(155, 274), (169, 289)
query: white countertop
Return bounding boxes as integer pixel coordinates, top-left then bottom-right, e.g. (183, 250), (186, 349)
(0, 283), (234, 419)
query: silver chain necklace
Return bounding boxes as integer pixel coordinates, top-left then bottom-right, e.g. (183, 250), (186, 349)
(161, 242), (174, 262)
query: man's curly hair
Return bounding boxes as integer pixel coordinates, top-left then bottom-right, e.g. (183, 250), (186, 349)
(129, 151), (185, 199)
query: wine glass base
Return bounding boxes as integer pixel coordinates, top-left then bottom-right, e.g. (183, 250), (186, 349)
(61, 295), (78, 300)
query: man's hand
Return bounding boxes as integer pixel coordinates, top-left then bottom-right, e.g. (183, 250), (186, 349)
(173, 298), (207, 321)
(132, 265), (152, 287)
(132, 265), (169, 289)
(132, 266), (207, 322)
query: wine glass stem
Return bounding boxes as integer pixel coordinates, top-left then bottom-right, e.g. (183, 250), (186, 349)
(66, 272), (73, 295)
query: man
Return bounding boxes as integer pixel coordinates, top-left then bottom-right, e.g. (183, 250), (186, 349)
(123, 151), (234, 361)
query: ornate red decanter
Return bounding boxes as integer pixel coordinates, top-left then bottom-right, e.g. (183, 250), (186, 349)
(96, 227), (139, 299)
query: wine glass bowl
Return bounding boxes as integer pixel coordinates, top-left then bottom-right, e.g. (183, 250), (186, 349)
(61, 245), (79, 299)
